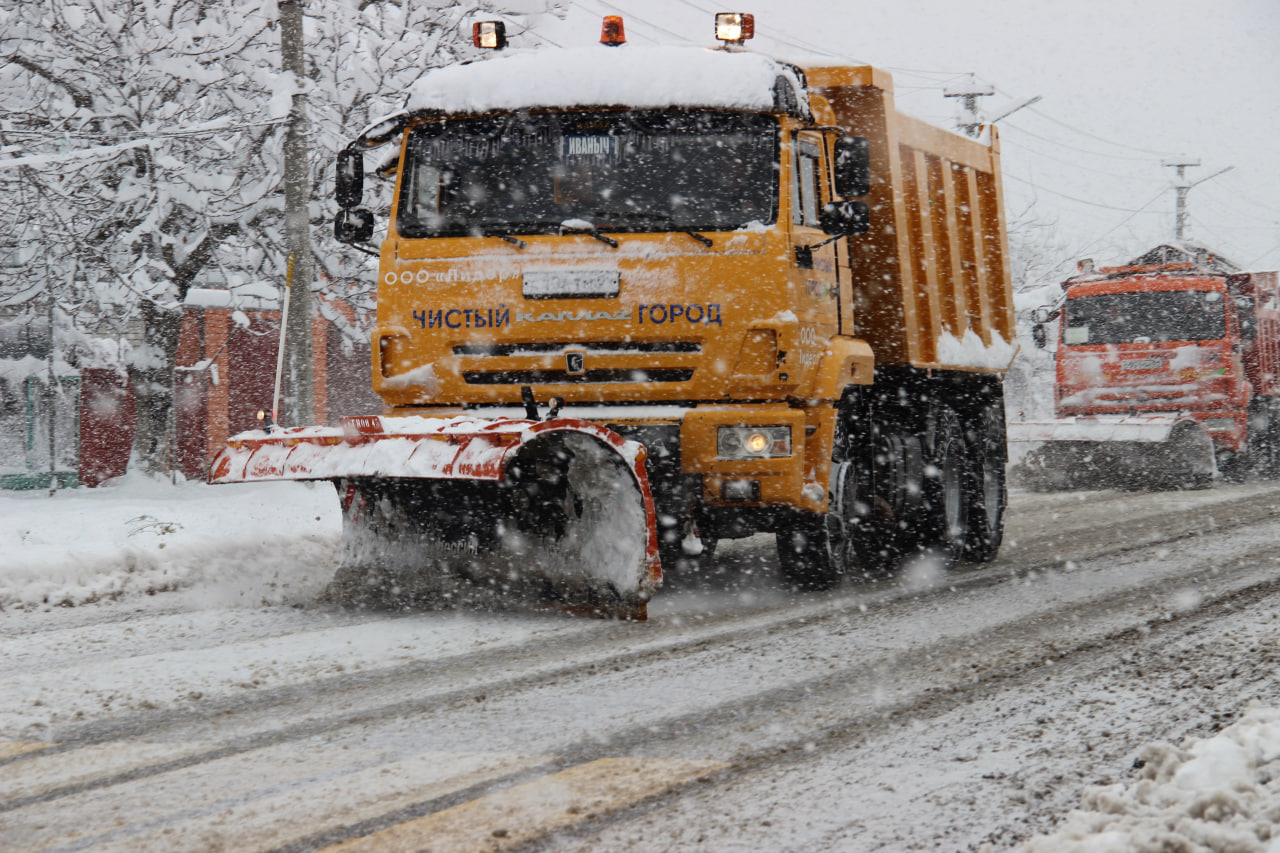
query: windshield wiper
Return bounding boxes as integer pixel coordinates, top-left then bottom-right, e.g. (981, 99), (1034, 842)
(483, 232), (526, 249)
(476, 221), (571, 249)
(560, 219), (619, 248)
(591, 211), (712, 247)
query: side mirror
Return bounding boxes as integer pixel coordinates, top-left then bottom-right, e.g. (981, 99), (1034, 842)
(1032, 306), (1059, 325)
(335, 148), (364, 209)
(1032, 324), (1048, 349)
(819, 201), (870, 237)
(1236, 296), (1258, 340)
(832, 136), (871, 198)
(335, 208), (374, 244)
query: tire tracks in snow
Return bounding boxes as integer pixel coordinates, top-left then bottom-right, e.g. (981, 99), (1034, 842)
(3, 484), (1280, 849)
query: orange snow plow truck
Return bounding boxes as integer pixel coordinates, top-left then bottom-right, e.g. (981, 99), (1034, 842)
(210, 14), (1016, 619)
(1013, 245), (1280, 489)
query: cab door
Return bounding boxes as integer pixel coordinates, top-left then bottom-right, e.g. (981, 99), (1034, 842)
(791, 132), (843, 336)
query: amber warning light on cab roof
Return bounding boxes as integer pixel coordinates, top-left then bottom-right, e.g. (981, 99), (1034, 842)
(600, 15), (626, 46)
(715, 12), (754, 44)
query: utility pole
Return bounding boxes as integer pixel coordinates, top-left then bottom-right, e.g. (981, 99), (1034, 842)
(279, 0), (313, 426)
(944, 75), (995, 138)
(1162, 159), (1235, 243)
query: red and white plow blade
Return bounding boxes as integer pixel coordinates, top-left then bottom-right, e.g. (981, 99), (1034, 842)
(1007, 415), (1179, 445)
(1009, 415), (1216, 491)
(209, 416), (661, 619)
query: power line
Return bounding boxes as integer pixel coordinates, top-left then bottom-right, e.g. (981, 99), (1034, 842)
(998, 117), (1161, 163)
(1001, 136), (1166, 185)
(1074, 187), (1171, 256)
(1199, 181), (1280, 218)
(988, 83), (1183, 159)
(1249, 244), (1280, 267)
(1003, 172), (1165, 213)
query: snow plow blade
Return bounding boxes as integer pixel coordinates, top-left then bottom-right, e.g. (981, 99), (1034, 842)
(209, 415), (661, 620)
(1009, 416), (1215, 491)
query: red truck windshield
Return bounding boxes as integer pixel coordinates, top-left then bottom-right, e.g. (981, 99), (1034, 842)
(1062, 290), (1226, 345)
(396, 109), (779, 239)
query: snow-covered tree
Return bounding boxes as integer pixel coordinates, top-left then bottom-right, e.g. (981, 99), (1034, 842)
(0, 0), (511, 473)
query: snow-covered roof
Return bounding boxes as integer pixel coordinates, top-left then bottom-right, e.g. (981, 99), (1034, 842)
(1127, 243), (1241, 274)
(403, 45), (809, 117)
(185, 285), (279, 311)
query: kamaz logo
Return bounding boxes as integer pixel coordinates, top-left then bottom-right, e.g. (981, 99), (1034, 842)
(565, 352), (585, 374)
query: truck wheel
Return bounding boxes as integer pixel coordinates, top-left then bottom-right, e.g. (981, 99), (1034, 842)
(917, 405), (970, 570)
(776, 512), (842, 591)
(1161, 422), (1216, 490)
(963, 401), (1007, 562)
(1248, 400), (1279, 478)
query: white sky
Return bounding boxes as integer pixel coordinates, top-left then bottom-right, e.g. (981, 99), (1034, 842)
(506, 0), (1280, 278)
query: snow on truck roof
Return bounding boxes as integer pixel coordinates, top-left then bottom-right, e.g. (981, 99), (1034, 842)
(357, 46), (809, 143)
(406, 46), (808, 114)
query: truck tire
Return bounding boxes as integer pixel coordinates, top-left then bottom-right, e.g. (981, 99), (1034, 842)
(776, 511), (843, 591)
(1159, 422), (1216, 490)
(963, 401), (1007, 562)
(1248, 399), (1280, 479)
(916, 405), (970, 570)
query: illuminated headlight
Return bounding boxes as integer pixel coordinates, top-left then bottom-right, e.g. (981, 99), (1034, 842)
(717, 425), (791, 459)
(1202, 418), (1237, 432)
(715, 12), (755, 43)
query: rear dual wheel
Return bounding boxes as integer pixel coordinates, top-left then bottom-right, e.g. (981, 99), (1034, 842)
(776, 402), (978, 588)
(844, 404), (973, 575)
(914, 405), (971, 570)
(963, 401), (1007, 562)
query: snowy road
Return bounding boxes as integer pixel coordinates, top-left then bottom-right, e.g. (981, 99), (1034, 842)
(4, 481), (1280, 851)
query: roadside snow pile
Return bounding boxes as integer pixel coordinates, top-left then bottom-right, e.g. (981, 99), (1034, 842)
(1013, 704), (1280, 852)
(0, 475), (341, 610)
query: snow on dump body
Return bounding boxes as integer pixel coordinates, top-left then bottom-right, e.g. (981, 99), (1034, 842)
(402, 46), (808, 116)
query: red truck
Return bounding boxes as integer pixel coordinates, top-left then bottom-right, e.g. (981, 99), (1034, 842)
(1012, 244), (1280, 489)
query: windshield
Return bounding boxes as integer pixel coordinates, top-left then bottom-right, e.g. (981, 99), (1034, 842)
(396, 109), (779, 238)
(1062, 289), (1226, 345)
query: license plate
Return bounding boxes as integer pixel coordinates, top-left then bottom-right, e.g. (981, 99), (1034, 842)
(1121, 358), (1163, 371)
(523, 270), (620, 299)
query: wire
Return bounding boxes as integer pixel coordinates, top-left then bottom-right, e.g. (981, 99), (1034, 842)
(1199, 182), (1280, 218)
(1074, 187), (1171, 255)
(987, 82), (1184, 159)
(578, 0), (699, 44)
(1023, 105), (1183, 158)
(1003, 172), (1165, 213)
(997, 117), (1163, 163)
(1001, 135), (1166, 185)
(1249, 244), (1280, 267)
(665, 0), (847, 59)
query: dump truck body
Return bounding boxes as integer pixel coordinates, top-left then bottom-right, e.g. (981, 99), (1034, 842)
(212, 19), (1016, 613)
(1013, 250), (1280, 488)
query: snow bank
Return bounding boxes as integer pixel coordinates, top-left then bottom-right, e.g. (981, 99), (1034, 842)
(1012, 704), (1280, 852)
(0, 474), (340, 610)
(404, 45), (807, 115)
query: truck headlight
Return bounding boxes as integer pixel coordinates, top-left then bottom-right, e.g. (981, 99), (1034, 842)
(717, 426), (791, 459)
